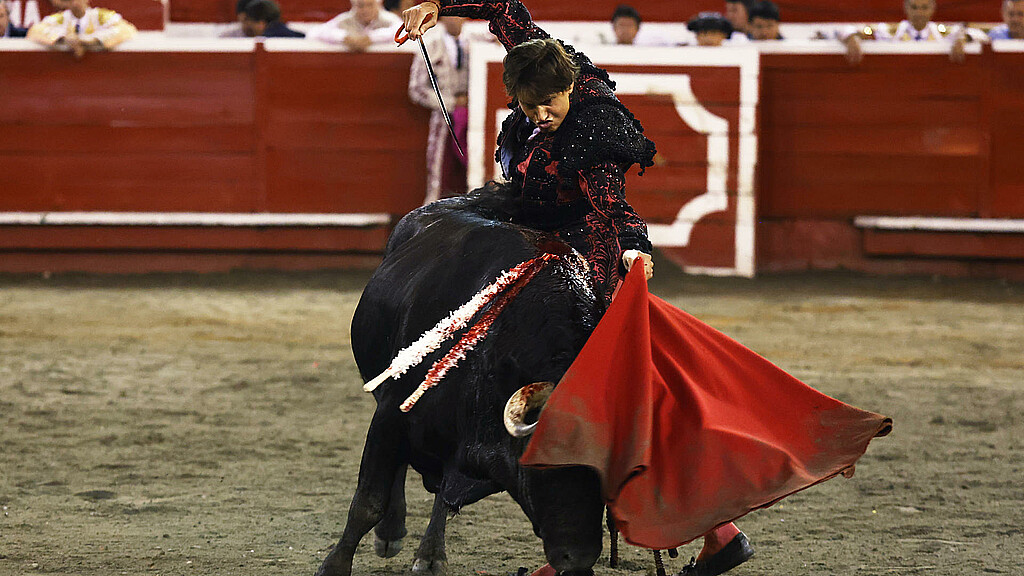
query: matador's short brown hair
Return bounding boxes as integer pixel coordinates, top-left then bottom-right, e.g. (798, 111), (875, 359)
(502, 38), (580, 105)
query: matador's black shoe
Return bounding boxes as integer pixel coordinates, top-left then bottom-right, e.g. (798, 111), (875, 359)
(677, 532), (754, 576)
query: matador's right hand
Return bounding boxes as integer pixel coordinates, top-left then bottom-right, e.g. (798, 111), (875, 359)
(622, 250), (654, 281)
(401, 2), (440, 41)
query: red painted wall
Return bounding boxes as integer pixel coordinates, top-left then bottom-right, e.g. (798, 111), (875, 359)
(168, 0), (1001, 25)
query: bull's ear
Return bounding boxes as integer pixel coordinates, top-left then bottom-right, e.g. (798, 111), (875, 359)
(504, 382), (554, 438)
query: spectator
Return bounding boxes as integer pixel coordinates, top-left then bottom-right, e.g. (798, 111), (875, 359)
(723, 0), (752, 41)
(409, 16), (471, 203)
(889, 0), (946, 40)
(843, 0), (966, 64)
(307, 0), (402, 52)
(240, 0), (304, 37)
(220, 0), (252, 38)
(748, 1), (783, 40)
(610, 4), (640, 45)
(1, 0), (28, 38)
(687, 11), (733, 46)
(989, 0), (1024, 39)
(27, 0), (136, 58)
(603, 4), (674, 46)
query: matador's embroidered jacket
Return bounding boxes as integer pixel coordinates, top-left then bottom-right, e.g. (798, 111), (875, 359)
(436, 0), (657, 305)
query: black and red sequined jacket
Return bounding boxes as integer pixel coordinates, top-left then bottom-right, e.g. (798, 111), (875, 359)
(436, 0), (656, 303)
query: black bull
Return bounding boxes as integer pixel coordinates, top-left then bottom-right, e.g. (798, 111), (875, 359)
(315, 193), (611, 576)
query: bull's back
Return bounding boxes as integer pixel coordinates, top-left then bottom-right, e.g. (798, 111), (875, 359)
(351, 200), (542, 384)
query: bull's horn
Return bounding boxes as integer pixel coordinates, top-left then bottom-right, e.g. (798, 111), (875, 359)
(503, 382), (554, 438)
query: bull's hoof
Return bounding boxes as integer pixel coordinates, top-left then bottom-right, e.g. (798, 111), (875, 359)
(677, 532), (754, 576)
(374, 535), (403, 559)
(412, 557), (448, 576)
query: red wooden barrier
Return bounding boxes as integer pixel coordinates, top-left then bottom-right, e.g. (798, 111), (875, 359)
(0, 41), (426, 273)
(0, 45), (428, 216)
(758, 53), (988, 219)
(167, 0), (1001, 25)
(1, 41), (1021, 278)
(1, 50), (257, 212)
(990, 51), (1024, 218)
(756, 43), (1023, 278)
(261, 49), (430, 214)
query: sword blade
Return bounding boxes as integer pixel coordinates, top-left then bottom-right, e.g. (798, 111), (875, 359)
(418, 37), (465, 158)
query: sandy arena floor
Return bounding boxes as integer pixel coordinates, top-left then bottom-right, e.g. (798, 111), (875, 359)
(0, 265), (1021, 576)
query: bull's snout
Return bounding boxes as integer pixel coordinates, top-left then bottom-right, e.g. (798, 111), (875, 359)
(503, 382), (554, 437)
(544, 542), (600, 575)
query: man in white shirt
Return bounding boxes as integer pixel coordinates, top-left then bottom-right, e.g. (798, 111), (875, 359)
(307, 0), (401, 52)
(26, 0), (136, 58)
(844, 0), (966, 64)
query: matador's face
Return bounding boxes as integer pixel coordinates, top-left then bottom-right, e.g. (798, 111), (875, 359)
(519, 83), (573, 133)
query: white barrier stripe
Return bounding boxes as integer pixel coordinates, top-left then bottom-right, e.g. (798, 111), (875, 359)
(0, 212), (391, 227)
(754, 41), (983, 55)
(992, 39), (1024, 53)
(0, 213), (47, 225)
(854, 216), (1024, 233)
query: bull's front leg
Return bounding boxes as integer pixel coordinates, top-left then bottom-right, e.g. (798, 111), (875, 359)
(315, 411), (407, 576)
(412, 493), (451, 576)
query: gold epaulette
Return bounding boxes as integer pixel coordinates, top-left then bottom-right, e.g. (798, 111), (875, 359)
(96, 8), (120, 25)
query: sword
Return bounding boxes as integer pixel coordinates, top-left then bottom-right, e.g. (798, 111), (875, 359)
(396, 17), (465, 157)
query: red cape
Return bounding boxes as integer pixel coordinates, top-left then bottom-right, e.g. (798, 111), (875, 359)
(521, 265), (892, 550)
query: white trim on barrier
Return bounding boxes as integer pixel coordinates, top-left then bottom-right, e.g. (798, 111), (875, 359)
(1, 34), (1006, 56)
(678, 265), (751, 277)
(0, 39), (44, 51)
(262, 39), (418, 53)
(992, 39), (1024, 53)
(0, 37), (420, 54)
(619, 73), (729, 249)
(0, 38), (259, 52)
(467, 41), (502, 190)
(753, 40), (983, 55)
(0, 212), (392, 227)
(854, 216), (1024, 233)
